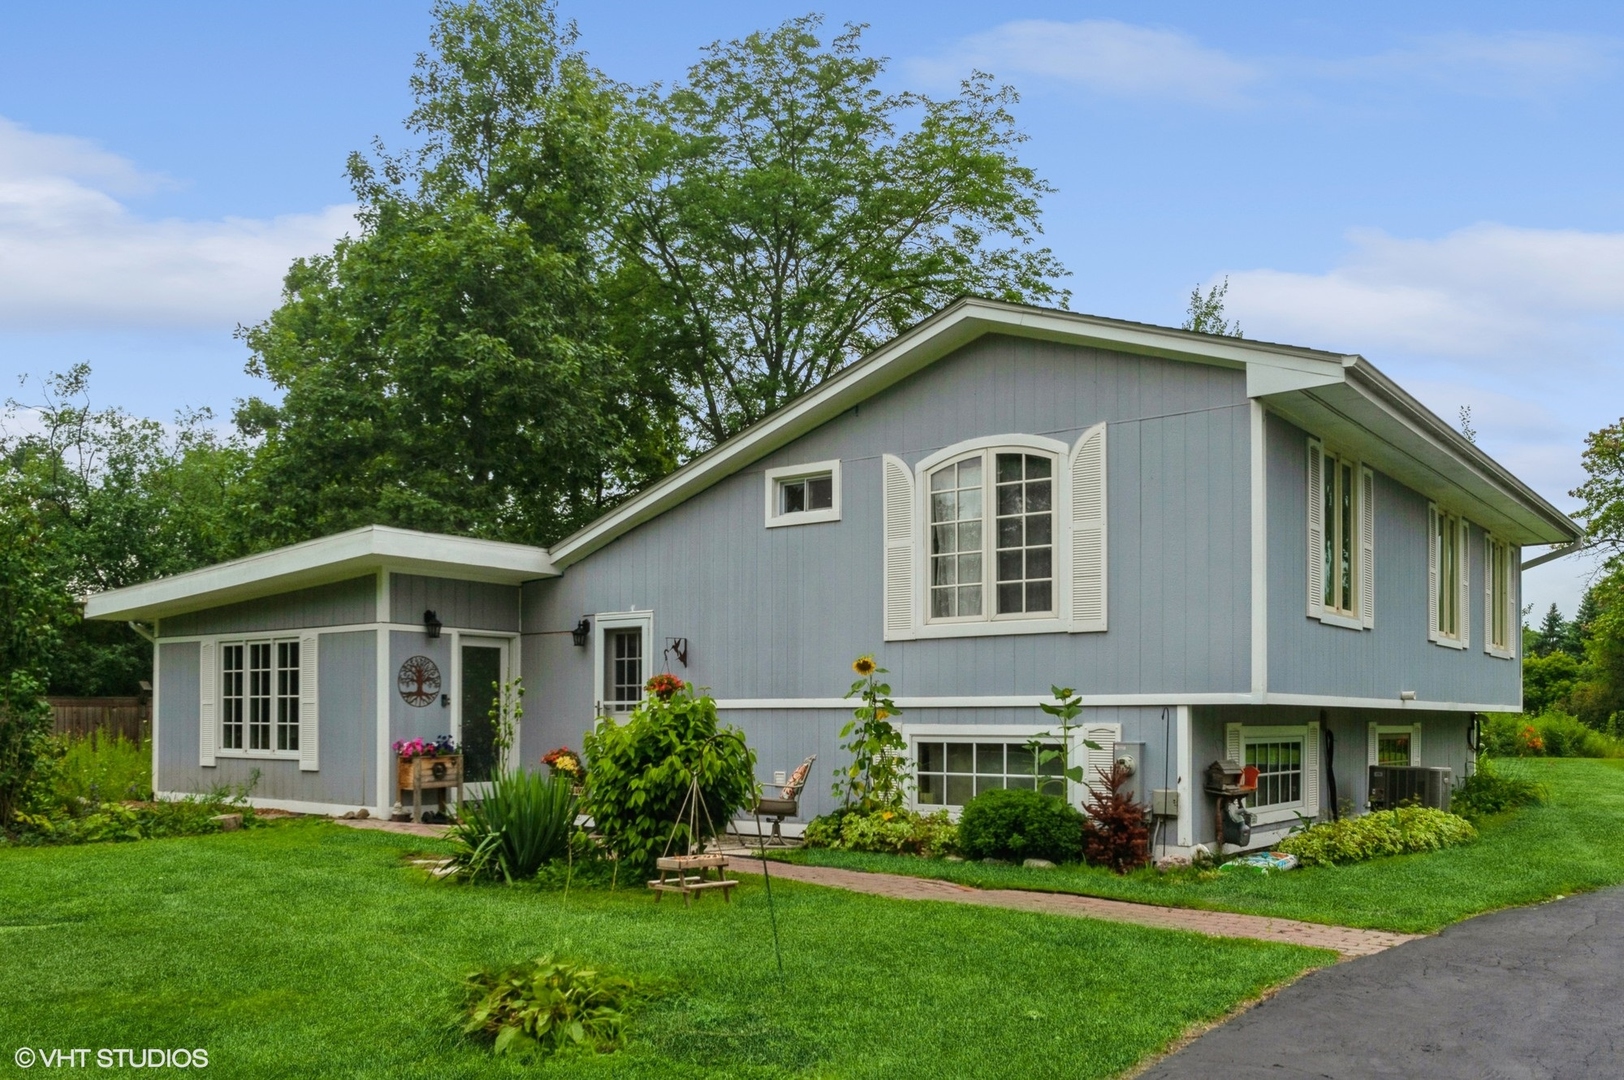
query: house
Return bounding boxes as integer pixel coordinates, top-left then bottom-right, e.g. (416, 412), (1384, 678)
(83, 297), (1579, 852)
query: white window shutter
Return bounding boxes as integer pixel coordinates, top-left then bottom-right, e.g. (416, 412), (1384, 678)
(1458, 522), (1472, 649)
(881, 454), (916, 641)
(1427, 504), (1440, 642)
(1304, 721), (1321, 819)
(1069, 424), (1108, 632)
(1225, 722), (1242, 764)
(1509, 546), (1520, 658)
(299, 632), (320, 772)
(1306, 439), (1325, 618)
(1410, 722), (1422, 766)
(1367, 721), (1379, 768)
(1082, 723), (1121, 797)
(1359, 466), (1376, 629)
(198, 641), (216, 767)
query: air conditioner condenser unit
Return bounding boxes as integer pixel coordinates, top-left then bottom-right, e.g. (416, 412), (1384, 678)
(1368, 765), (1453, 812)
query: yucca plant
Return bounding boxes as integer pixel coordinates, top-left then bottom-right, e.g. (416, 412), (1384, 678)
(446, 769), (576, 883)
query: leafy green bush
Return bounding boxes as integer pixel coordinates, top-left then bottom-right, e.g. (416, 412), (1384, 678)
(462, 955), (640, 1058)
(802, 806), (958, 857)
(0, 673), (54, 827)
(10, 793), (256, 845)
(1451, 758), (1547, 819)
(957, 788), (1084, 864)
(1276, 805), (1476, 867)
(52, 734), (152, 804)
(446, 769), (577, 883)
(581, 686), (756, 874)
(1483, 711), (1624, 758)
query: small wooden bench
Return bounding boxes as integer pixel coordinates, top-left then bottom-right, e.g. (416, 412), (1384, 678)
(649, 853), (738, 906)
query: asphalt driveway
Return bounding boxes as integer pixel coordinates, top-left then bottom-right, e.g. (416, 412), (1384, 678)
(1140, 886), (1624, 1079)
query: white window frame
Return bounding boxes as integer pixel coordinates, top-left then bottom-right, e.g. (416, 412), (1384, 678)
(1484, 533), (1517, 660)
(902, 721), (1120, 813)
(1232, 724), (1315, 826)
(913, 434), (1072, 638)
(593, 611), (653, 717)
(1429, 505), (1470, 650)
(216, 636), (303, 760)
(764, 459), (842, 528)
(1368, 722), (1423, 767)
(1306, 439), (1374, 631)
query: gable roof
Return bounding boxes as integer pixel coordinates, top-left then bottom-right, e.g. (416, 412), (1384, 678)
(549, 296), (1577, 564)
(83, 525), (558, 622)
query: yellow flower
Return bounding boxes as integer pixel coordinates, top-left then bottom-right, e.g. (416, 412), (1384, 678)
(875, 709), (889, 720)
(852, 655), (876, 676)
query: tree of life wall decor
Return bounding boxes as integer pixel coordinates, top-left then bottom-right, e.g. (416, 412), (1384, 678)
(398, 655), (442, 707)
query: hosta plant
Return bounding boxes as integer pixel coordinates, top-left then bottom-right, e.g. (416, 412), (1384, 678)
(462, 955), (639, 1058)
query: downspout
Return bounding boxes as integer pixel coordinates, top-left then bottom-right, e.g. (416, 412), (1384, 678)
(127, 621), (156, 644)
(1321, 709), (1339, 822)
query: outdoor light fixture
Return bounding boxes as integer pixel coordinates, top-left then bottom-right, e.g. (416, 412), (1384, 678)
(571, 618), (591, 647)
(423, 609), (443, 639)
(1399, 690), (1416, 701)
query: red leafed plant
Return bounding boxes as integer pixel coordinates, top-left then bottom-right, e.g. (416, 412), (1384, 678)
(1081, 762), (1151, 874)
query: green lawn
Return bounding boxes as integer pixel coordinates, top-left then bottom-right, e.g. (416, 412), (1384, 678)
(782, 758), (1624, 934)
(0, 821), (1327, 1079)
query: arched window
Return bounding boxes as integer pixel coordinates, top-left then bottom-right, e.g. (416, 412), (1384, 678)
(928, 449), (1055, 620)
(881, 425), (1106, 640)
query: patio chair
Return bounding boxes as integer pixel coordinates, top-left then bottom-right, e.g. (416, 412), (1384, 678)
(751, 755), (815, 846)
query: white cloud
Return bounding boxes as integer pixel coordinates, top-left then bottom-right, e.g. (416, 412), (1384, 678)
(1225, 223), (1624, 366)
(908, 19), (1260, 104)
(0, 116), (356, 331)
(912, 23), (1616, 106)
(1326, 32), (1617, 98)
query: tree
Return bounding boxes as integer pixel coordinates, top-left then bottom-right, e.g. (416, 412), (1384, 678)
(237, 0), (679, 549)
(1182, 277), (1242, 337)
(1531, 603), (1566, 657)
(612, 16), (1069, 447)
(3, 366), (247, 694)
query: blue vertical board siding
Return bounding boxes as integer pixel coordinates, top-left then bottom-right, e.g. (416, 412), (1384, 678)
(388, 630), (455, 746)
(155, 631), (375, 806)
(390, 575), (520, 633)
(158, 576), (375, 637)
(1265, 412), (1520, 706)
(520, 334), (1254, 750)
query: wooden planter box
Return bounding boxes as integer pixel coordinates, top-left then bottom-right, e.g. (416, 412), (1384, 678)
(397, 754), (463, 823)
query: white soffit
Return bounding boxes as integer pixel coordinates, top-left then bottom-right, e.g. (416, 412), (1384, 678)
(83, 525), (557, 621)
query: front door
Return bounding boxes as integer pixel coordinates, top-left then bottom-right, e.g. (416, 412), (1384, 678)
(458, 637), (510, 787)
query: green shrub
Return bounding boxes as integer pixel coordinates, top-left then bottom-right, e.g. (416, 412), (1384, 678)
(53, 734), (152, 805)
(462, 955), (640, 1058)
(0, 673), (53, 827)
(1451, 758), (1547, 819)
(957, 788), (1084, 864)
(1276, 805), (1476, 867)
(10, 792), (256, 845)
(1483, 711), (1624, 758)
(802, 806), (958, 857)
(446, 769), (577, 883)
(581, 686), (756, 875)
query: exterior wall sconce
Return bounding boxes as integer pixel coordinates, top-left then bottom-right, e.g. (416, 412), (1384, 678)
(571, 618), (591, 647)
(1399, 690), (1416, 701)
(424, 610), (443, 639)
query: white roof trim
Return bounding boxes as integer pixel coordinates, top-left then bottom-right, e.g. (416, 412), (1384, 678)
(84, 525), (557, 621)
(548, 296), (1576, 564)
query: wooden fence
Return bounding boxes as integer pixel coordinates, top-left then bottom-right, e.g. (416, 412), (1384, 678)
(48, 697), (151, 745)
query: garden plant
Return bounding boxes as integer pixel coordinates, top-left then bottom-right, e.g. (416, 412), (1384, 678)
(957, 787), (1084, 864)
(444, 769), (578, 883)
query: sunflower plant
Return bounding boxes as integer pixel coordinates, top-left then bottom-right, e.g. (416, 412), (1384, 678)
(835, 655), (909, 811)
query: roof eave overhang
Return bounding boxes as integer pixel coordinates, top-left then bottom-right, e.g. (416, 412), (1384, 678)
(83, 525), (559, 622)
(1257, 359), (1578, 547)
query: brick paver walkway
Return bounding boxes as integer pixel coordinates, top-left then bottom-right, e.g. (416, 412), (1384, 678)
(332, 817), (451, 839)
(731, 858), (1417, 958)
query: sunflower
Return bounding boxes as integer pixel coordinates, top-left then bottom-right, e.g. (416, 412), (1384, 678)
(852, 655), (876, 676)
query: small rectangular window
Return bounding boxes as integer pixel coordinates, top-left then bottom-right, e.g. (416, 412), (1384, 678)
(221, 638), (300, 757)
(1245, 738), (1304, 810)
(1320, 450), (1361, 620)
(221, 644), (245, 750)
(1488, 535), (1514, 656)
(1377, 732), (1411, 766)
(1435, 509), (1466, 642)
(765, 461), (841, 526)
(914, 739), (1063, 809)
(276, 641), (300, 753)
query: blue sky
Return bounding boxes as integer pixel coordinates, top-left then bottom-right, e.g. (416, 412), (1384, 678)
(1, 1), (1619, 616)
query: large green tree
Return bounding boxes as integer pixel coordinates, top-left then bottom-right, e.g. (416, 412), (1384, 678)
(237, 0), (678, 548)
(611, 16), (1069, 446)
(2, 365), (246, 695)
